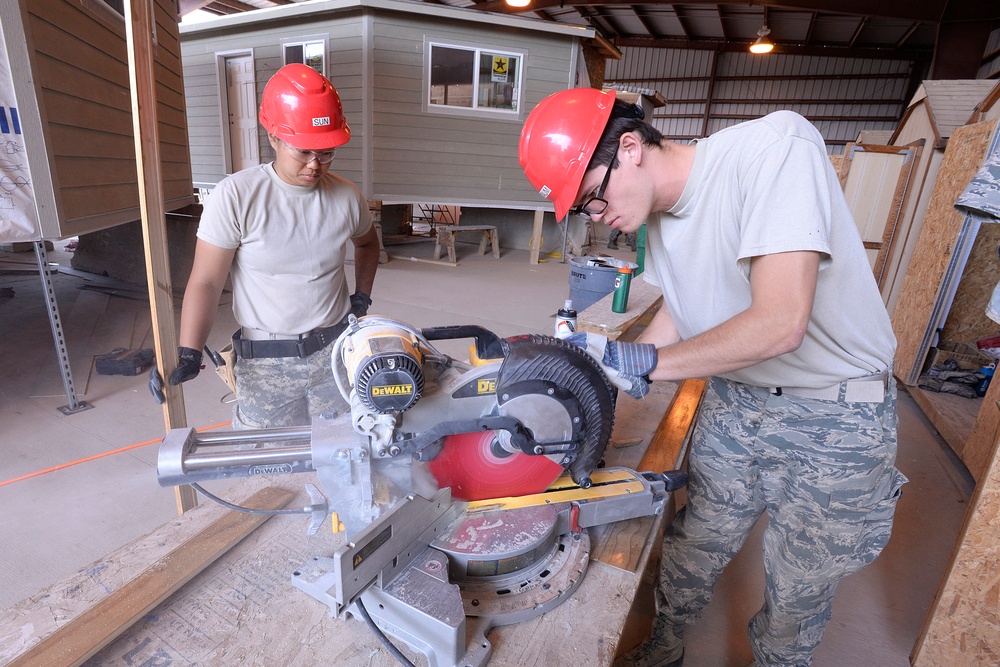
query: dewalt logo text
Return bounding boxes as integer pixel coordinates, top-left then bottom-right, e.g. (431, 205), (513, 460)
(372, 384), (413, 396)
(477, 378), (497, 394)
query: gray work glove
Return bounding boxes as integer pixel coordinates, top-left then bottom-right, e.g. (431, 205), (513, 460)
(564, 332), (657, 399)
(148, 346), (204, 404)
(350, 290), (372, 318)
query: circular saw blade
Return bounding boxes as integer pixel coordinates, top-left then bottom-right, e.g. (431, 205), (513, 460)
(426, 431), (565, 501)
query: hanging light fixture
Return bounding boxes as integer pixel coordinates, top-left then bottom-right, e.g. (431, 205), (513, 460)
(505, 0), (531, 7)
(749, 25), (774, 54)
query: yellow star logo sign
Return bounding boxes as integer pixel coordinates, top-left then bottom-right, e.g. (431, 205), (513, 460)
(493, 57), (508, 77)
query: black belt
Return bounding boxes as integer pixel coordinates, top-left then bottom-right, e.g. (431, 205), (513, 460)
(233, 321), (348, 359)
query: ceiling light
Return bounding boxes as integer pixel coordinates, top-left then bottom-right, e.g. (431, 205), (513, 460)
(750, 25), (774, 54)
(505, 0), (531, 7)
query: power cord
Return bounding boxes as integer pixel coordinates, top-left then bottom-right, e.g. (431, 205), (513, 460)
(191, 482), (309, 516)
(355, 597), (417, 667)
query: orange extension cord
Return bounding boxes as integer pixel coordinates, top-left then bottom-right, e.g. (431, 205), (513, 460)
(0, 421), (231, 489)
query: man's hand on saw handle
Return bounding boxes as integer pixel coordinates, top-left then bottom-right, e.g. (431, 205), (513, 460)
(148, 347), (204, 404)
(564, 332), (657, 399)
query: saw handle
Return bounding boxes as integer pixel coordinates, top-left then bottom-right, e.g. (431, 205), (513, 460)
(420, 324), (505, 360)
(644, 470), (689, 492)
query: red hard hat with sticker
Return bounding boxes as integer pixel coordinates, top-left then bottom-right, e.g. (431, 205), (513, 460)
(518, 88), (616, 220)
(259, 63), (350, 150)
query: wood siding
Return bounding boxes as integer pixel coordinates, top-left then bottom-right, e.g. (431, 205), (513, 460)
(180, 3), (582, 209)
(182, 10), (366, 188)
(368, 12), (573, 206)
(23, 0), (193, 238)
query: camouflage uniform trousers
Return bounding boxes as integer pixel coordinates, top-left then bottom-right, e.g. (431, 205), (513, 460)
(231, 340), (348, 429)
(654, 375), (907, 666)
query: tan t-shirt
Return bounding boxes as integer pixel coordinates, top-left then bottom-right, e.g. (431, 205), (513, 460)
(197, 163), (372, 336)
(644, 110), (895, 388)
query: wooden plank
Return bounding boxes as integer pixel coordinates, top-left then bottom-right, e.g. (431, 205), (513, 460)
(578, 279), (663, 340)
(5, 486), (296, 667)
(638, 378), (707, 475)
(907, 387), (981, 459)
(911, 402), (1000, 666)
(125, 0), (195, 512)
(529, 210), (544, 265)
(963, 372), (1000, 482)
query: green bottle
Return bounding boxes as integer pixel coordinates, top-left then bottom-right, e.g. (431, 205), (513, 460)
(612, 266), (632, 313)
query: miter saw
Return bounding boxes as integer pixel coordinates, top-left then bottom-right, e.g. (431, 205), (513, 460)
(157, 316), (686, 667)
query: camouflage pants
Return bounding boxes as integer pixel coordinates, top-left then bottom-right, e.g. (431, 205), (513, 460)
(231, 340), (348, 429)
(655, 376), (906, 667)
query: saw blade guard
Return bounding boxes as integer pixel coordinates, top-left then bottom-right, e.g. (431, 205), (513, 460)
(494, 334), (616, 489)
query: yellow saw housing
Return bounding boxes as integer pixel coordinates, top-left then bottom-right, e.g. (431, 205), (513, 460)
(342, 324), (424, 413)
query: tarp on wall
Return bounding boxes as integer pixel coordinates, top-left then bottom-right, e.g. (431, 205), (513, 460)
(0, 21), (39, 243)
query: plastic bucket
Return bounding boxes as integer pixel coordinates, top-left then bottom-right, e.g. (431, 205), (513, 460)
(568, 256), (639, 311)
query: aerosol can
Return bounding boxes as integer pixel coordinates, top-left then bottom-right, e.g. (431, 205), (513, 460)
(555, 299), (578, 338)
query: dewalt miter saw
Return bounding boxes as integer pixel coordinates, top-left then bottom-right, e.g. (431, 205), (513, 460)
(157, 316), (686, 667)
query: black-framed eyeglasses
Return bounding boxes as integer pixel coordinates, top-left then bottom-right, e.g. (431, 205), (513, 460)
(281, 139), (336, 165)
(570, 165), (613, 219)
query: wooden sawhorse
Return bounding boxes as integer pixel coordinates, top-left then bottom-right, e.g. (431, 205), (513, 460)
(433, 224), (500, 264)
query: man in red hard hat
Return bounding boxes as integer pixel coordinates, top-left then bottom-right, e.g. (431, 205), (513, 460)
(151, 64), (380, 429)
(520, 88), (904, 667)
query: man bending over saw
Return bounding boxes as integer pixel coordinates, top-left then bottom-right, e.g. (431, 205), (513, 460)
(518, 88), (905, 667)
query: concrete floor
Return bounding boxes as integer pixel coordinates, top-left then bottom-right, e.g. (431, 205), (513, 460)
(0, 233), (976, 666)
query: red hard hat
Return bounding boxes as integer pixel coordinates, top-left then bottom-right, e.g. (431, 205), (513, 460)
(259, 64), (350, 150)
(519, 88), (616, 220)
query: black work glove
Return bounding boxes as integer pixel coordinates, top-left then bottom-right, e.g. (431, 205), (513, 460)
(350, 290), (372, 318)
(148, 346), (204, 405)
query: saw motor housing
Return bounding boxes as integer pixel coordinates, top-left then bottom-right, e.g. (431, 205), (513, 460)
(341, 323), (424, 414)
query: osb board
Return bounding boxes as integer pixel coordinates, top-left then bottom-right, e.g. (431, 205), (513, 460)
(940, 222), (1000, 346)
(963, 371), (1000, 482)
(891, 118), (999, 385)
(911, 402), (1000, 667)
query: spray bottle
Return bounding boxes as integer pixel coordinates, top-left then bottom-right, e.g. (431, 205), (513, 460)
(555, 299), (578, 338)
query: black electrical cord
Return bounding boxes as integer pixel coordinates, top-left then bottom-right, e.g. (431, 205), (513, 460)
(355, 597), (417, 667)
(191, 482), (308, 516)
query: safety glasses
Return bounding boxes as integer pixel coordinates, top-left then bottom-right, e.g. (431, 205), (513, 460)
(570, 165), (613, 219)
(281, 140), (336, 165)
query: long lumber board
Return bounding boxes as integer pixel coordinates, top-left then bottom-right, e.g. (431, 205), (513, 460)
(4, 486), (295, 667)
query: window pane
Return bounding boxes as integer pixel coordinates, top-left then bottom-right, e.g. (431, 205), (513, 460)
(285, 44), (304, 65)
(478, 53), (519, 111)
(430, 46), (475, 108)
(304, 42), (324, 75)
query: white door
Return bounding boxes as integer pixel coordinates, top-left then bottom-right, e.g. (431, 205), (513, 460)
(225, 55), (258, 173)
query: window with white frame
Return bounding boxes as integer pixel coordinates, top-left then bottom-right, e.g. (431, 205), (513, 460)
(428, 43), (523, 115)
(283, 38), (326, 76)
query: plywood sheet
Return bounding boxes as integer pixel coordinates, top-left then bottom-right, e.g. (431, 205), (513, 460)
(891, 119), (998, 385)
(912, 403), (1000, 667)
(941, 222), (1000, 346)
